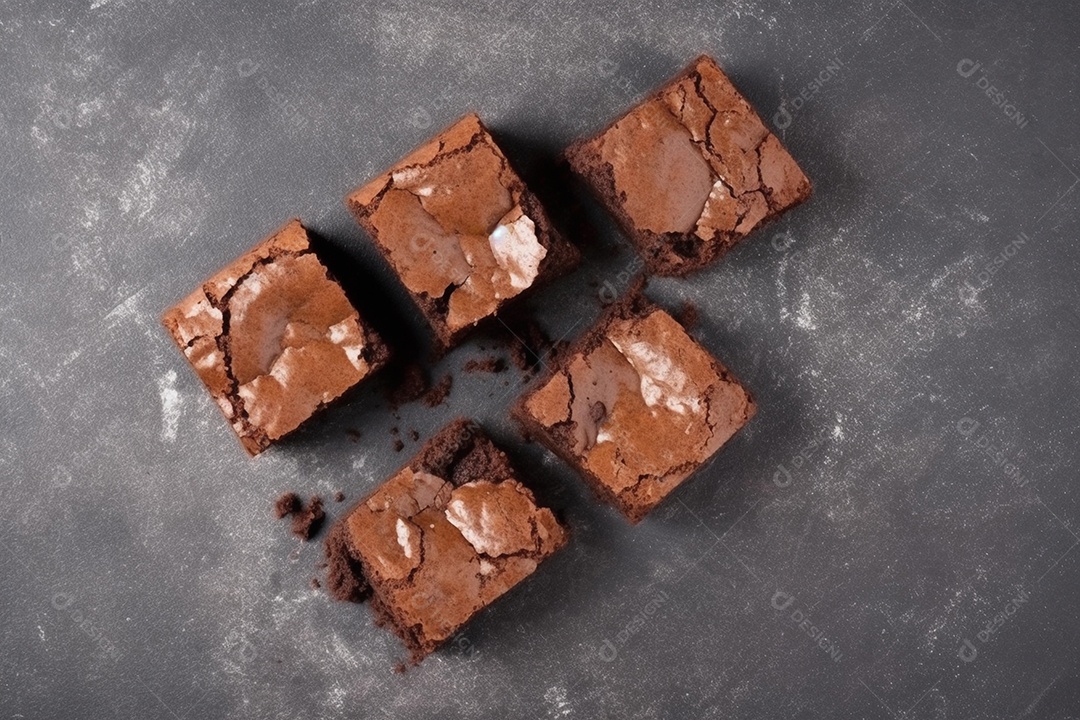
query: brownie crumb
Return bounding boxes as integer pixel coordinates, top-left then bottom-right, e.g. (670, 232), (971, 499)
(346, 428), (363, 442)
(334, 491), (345, 503)
(677, 301), (700, 329)
(393, 438), (405, 452)
(502, 319), (553, 374)
(390, 426), (400, 436)
(290, 496), (325, 540)
(393, 662), (407, 674)
(387, 363), (429, 407)
(422, 375), (453, 407)
(273, 492), (301, 519)
(409, 429), (420, 442)
(310, 578), (321, 590)
(463, 356), (507, 374)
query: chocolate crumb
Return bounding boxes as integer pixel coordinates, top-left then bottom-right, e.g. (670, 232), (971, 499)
(334, 491), (345, 503)
(422, 375), (453, 407)
(346, 428), (363, 442)
(290, 496), (325, 540)
(273, 492), (301, 519)
(387, 363), (429, 407)
(310, 578), (321, 590)
(394, 663), (407, 674)
(502, 319), (553, 374)
(409, 429), (419, 442)
(463, 356), (507, 374)
(393, 438), (405, 452)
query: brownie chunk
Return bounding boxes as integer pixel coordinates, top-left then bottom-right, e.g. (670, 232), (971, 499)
(566, 55), (812, 276)
(161, 219), (390, 455)
(346, 113), (579, 350)
(513, 287), (756, 523)
(325, 419), (567, 662)
(273, 492), (301, 519)
(290, 496), (325, 540)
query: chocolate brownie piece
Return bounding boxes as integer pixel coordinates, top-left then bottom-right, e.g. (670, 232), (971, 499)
(346, 113), (580, 350)
(513, 285), (756, 523)
(162, 219), (390, 455)
(566, 55), (812, 276)
(325, 419), (567, 662)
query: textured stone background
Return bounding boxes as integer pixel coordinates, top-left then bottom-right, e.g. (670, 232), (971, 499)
(1, 0), (1078, 717)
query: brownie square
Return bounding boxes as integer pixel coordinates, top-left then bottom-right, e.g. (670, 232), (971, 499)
(324, 419), (567, 662)
(346, 113), (579, 350)
(566, 55), (812, 276)
(161, 219), (390, 456)
(513, 286), (756, 523)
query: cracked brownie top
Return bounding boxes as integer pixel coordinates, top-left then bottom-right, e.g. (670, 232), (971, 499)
(515, 287), (756, 523)
(331, 419), (567, 659)
(161, 219), (389, 455)
(346, 113), (578, 350)
(566, 55), (811, 276)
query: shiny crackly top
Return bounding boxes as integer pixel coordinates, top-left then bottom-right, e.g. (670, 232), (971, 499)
(345, 463), (565, 646)
(348, 114), (548, 334)
(523, 307), (754, 513)
(162, 220), (375, 453)
(588, 56), (810, 240)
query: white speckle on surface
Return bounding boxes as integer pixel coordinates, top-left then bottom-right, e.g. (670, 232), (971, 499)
(327, 685), (346, 712)
(157, 370), (181, 443)
(117, 102), (194, 221)
(103, 286), (149, 324)
(544, 685), (572, 717)
(795, 292), (816, 330)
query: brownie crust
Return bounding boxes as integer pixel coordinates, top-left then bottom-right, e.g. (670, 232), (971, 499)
(346, 113), (579, 350)
(161, 219), (390, 455)
(566, 55), (812, 276)
(513, 284), (756, 523)
(325, 419), (567, 662)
